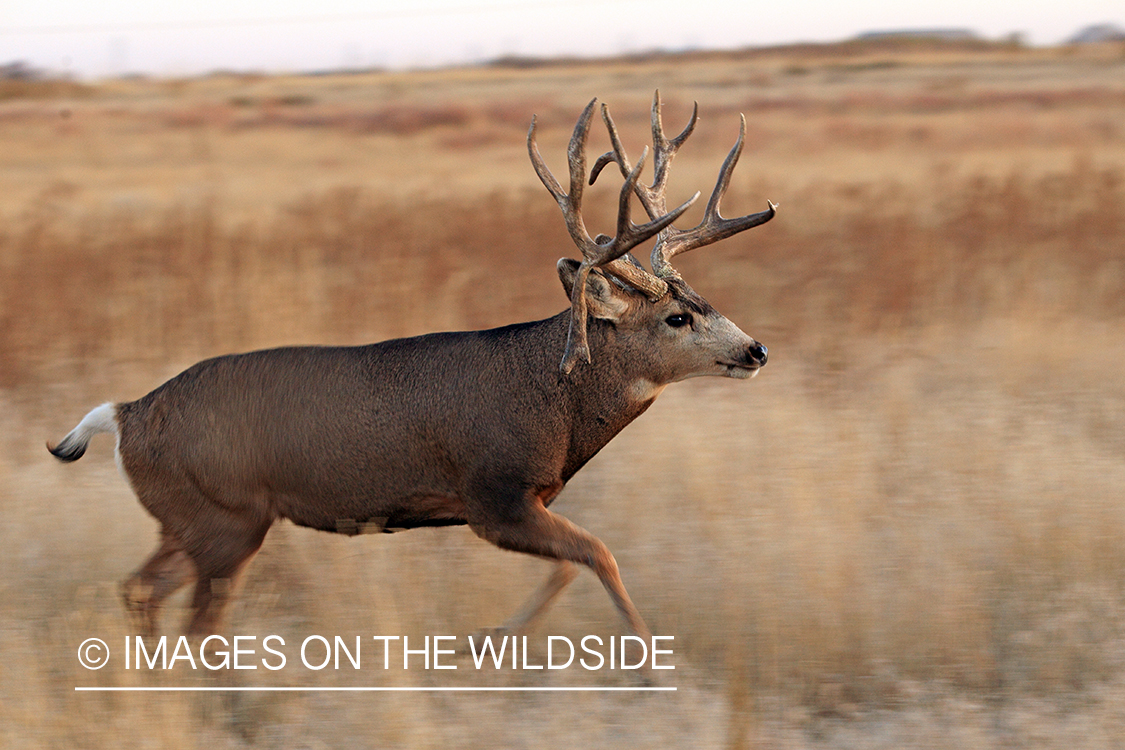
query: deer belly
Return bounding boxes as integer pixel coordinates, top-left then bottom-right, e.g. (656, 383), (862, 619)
(279, 492), (468, 534)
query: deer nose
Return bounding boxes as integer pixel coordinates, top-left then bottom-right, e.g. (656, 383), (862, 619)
(748, 341), (767, 366)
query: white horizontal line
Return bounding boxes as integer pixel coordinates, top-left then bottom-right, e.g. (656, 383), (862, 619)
(75, 686), (675, 692)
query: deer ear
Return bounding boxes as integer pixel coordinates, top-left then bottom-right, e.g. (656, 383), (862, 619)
(556, 258), (629, 322)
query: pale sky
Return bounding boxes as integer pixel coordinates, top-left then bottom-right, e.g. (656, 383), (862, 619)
(2, 0), (1123, 79)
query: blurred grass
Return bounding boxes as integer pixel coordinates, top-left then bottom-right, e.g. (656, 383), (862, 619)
(2, 42), (1125, 748)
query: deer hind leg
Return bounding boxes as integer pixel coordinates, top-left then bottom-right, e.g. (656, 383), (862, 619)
(122, 528), (196, 636)
(180, 515), (272, 637)
(127, 477), (273, 636)
(470, 503), (652, 642)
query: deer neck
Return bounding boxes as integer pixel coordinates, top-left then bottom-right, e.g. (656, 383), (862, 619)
(553, 316), (666, 480)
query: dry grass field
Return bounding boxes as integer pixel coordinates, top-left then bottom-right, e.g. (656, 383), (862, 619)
(2, 40), (1125, 747)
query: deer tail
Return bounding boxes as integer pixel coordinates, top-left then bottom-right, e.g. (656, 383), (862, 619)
(47, 402), (119, 462)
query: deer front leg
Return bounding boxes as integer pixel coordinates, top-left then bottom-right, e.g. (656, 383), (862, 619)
(469, 502), (653, 643)
(500, 561), (579, 635)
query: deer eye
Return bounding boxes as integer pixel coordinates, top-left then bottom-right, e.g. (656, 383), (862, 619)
(665, 313), (692, 329)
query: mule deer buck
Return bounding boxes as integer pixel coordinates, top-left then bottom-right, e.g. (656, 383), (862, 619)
(49, 93), (774, 643)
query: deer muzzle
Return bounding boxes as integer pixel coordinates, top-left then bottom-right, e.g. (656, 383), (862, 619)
(749, 341), (768, 366)
(719, 339), (767, 379)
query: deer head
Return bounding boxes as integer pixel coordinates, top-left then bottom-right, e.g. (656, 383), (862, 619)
(528, 91), (776, 374)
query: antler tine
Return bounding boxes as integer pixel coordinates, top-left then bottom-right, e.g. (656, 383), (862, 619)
(528, 115), (564, 201)
(590, 103), (638, 201)
(528, 99), (598, 254)
(656, 92), (699, 149)
(649, 90), (698, 206)
(651, 113), (777, 279)
(704, 113), (747, 221)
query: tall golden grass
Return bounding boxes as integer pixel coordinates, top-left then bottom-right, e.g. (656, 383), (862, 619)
(3, 44), (1125, 747)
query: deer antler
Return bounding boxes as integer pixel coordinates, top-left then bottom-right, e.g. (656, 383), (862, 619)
(593, 91), (777, 280)
(529, 98), (698, 374)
